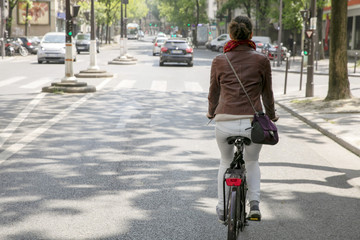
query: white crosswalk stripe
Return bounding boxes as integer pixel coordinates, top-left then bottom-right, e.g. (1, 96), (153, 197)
(115, 80), (136, 90)
(184, 81), (203, 92)
(150, 80), (167, 92)
(0, 76), (26, 88)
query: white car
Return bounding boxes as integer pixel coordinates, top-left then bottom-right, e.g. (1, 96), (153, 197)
(153, 37), (167, 56)
(210, 34), (230, 52)
(37, 32), (77, 64)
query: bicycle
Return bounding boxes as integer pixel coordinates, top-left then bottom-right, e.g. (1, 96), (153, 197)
(223, 135), (255, 240)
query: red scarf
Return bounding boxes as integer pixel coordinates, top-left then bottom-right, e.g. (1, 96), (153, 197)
(223, 40), (256, 53)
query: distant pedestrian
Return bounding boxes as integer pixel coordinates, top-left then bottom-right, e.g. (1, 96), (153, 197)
(207, 15), (279, 223)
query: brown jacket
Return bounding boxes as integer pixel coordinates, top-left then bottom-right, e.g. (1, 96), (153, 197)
(208, 44), (276, 120)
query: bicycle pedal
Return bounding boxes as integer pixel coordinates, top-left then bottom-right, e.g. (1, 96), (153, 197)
(247, 217), (261, 221)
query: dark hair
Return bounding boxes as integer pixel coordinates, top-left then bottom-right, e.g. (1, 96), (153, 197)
(228, 16), (253, 40)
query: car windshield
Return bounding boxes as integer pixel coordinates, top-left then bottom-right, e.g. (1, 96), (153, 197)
(43, 35), (65, 43)
(164, 41), (188, 48)
(77, 34), (90, 40)
(156, 39), (166, 43)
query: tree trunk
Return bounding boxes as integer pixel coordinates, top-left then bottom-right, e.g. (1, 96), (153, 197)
(326, 0), (352, 100)
(317, 6), (325, 59)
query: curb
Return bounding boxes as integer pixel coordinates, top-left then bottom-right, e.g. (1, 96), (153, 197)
(276, 101), (360, 157)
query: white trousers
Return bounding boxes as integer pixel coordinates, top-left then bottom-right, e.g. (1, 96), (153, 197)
(215, 119), (262, 210)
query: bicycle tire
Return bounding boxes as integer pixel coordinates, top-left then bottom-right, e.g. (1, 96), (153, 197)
(19, 47), (28, 56)
(227, 189), (238, 240)
(239, 182), (246, 231)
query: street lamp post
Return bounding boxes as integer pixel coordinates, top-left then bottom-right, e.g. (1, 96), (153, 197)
(108, 0), (136, 65)
(63, 0), (76, 81)
(42, 2), (96, 93)
(75, 0), (113, 78)
(88, 0), (98, 70)
(306, 0), (316, 97)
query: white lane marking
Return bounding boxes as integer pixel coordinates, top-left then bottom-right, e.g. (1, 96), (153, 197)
(114, 80), (136, 90)
(96, 78), (113, 90)
(0, 93), (45, 148)
(0, 94), (93, 164)
(20, 78), (51, 89)
(0, 76), (27, 88)
(116, 100), (142, 129)
(150, 80), (167, 92)
(184, 81), (203, 92)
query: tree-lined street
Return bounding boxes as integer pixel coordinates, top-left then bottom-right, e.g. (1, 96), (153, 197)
(0, 38), (360, 239)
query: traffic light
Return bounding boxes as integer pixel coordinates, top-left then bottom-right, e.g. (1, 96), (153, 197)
(187, 23), (190, 27)
(303, 39), (309, 56)
(66, 20), (73, 37)
(149, 23), (152, 26)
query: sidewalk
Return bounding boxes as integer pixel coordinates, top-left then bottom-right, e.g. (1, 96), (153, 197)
(271, 56), (360, 77)
(272, 57), (360, 157)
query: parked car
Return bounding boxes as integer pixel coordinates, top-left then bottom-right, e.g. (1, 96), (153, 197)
(153, 37), (167, 56)
(159, 39), (193, 67)
(37, 32), (77, 64)
(18, 36), (39, 54)
(75, 33), (99, 54)
(261, 43), (288, 60)
(209, 34), (230, 52)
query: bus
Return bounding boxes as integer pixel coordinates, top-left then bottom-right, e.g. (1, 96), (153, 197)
(127, 23), (140, 40)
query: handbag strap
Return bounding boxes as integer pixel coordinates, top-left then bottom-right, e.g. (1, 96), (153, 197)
(224, 53), (258, 114)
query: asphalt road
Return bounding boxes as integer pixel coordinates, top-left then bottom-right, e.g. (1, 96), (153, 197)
(0, 38), (359, 239)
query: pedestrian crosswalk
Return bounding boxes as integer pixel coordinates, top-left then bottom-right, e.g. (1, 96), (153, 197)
(0, 76), (207, 93)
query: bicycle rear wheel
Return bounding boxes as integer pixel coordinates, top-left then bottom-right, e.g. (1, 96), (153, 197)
(227, 189), (238, 240)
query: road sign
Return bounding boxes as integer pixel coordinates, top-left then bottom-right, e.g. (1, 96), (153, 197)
(306, 30), (313, 38)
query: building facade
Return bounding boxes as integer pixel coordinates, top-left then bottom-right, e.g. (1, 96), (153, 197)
(10, 0), (69, 37)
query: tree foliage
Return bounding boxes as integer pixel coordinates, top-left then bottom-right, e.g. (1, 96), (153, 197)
(157, 0), (207, 28)
(127, 0), (149, 22)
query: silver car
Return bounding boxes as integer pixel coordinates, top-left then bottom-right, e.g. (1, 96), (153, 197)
(37, 32), (76, 64)
(152, 37), (167, 56)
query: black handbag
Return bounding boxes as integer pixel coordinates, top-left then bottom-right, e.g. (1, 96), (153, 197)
(224, 54), (279, 145)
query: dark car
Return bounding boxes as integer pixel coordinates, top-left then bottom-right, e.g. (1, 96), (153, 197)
(75, 33), (100, 54)
(18, 36), (39, 54)
(159, 39), (193, 67)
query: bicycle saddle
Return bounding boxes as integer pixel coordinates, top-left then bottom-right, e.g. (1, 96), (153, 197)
(226, 136), (251, 145)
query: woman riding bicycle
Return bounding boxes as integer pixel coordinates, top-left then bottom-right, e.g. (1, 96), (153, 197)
(207, 16), (279, 223)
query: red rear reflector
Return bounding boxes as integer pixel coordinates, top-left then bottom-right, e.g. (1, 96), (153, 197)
(155, 42), (158, 47)
(186, 48), (193, 53)
(161, 47), (168, 52)
(226, 178), (242, 186)
(27, 42), (31, 46)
